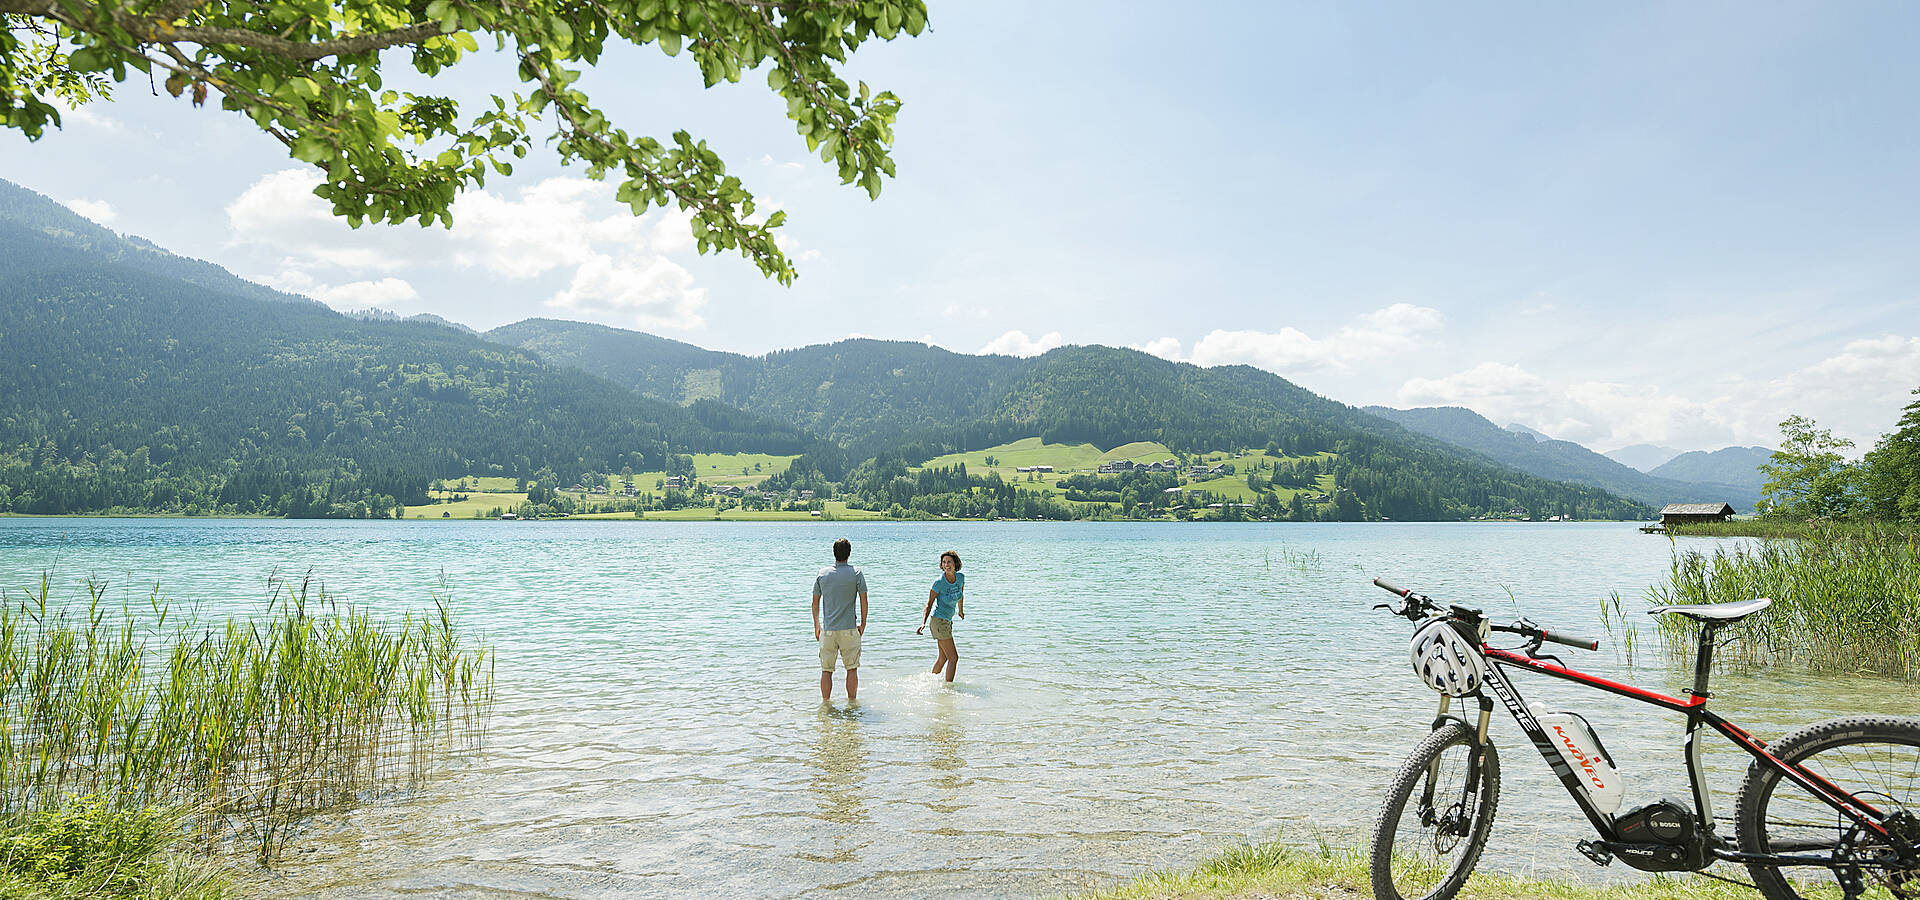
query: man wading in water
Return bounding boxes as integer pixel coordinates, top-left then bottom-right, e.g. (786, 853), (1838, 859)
(812, 538), (869, 702)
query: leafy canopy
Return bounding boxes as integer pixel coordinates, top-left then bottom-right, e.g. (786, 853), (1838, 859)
(1860, 389), (1920, 523)
(0, 0), (927, 283)
(1758, 414), (1859, 520)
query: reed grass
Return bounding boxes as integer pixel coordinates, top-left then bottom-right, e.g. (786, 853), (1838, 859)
(0, 572), (493, 863)
(1646, 523), (1920, 679)
(1665, 520), (1902, 540)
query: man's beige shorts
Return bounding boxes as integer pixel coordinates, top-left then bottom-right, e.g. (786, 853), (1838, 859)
(819, 628), (861, 670)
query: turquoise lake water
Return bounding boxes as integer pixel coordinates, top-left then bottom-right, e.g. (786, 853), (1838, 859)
(1, 519), (1915, 898)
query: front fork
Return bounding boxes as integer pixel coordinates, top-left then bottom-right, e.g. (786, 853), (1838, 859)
(1420, 694), (1495, 830)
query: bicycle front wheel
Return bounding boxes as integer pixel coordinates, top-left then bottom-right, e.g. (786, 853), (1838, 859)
(1369, 720), (1501, 900)
(1734, 715), (1920, 900)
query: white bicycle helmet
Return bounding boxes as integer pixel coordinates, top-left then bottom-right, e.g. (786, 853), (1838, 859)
(1410, 617), (1486, 697)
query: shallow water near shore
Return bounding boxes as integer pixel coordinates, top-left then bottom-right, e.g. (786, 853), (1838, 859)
(2, 519), (1915, 898)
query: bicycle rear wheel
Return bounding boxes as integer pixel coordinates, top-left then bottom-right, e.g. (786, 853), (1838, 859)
(1734, 715), (1920, 900)
(1369, 721), (1501, 900)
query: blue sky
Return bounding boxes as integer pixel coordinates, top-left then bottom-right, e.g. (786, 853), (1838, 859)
(4, 1), (1918, 454)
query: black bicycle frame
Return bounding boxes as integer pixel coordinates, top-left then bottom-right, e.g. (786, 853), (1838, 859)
(1450, 644), (1898, 866)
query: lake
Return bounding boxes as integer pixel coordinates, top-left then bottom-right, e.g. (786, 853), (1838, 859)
(1, 519), (1913, 898)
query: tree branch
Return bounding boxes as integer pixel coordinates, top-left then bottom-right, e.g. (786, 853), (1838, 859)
(151, 20), (442, 59)
(2, 0), (443, 60)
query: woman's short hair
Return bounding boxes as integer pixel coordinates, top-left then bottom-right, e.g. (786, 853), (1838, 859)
(940, 550), (962, 570)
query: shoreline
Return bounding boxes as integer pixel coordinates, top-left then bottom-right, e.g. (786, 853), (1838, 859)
(1061, 840), (1752, 900)
(0, 513), (1652, 525)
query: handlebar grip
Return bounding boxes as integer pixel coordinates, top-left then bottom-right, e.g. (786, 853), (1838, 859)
(1541, 629), (1600, 651)
(1373, 577), (1410, 597)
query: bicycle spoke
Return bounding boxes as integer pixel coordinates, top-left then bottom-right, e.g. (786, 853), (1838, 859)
(1372, 724), (1497, 900)
(1742, 719), (1920, 900)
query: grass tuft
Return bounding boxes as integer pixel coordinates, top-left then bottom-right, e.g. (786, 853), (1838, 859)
(1061, 840), (1768, 900)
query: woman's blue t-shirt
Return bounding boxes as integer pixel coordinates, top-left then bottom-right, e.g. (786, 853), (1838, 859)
(930, 572), (964, 620)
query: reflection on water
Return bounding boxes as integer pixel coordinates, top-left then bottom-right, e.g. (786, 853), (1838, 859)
(0, 519), (1914, 899)
(922, 687), (968, 814)
(802, 705), (870, 859)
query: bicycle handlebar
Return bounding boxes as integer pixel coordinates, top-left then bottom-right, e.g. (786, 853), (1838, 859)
(1373, 577), (1411, 598)
(1540, 629), (1601, 652)
(1376, 577), (1600, 651)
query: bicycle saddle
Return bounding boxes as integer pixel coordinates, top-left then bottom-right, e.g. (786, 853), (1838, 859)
(1647, 597), (1773, 622)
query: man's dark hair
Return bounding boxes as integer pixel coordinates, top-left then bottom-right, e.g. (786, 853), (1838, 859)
(833, 538), (852, 562)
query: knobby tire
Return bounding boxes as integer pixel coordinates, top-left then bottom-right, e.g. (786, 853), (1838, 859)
(1735, 715), (1920, 900)
(1369, 721), (1501, 900)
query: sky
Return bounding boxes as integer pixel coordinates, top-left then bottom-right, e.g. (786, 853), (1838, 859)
(4, 1), (1919, 456)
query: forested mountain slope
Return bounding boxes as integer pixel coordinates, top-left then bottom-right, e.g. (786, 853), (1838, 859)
(1363, 405), (1761, 511)
(0, 179), (317, 310)
(484, 320), (1025, 448)
(1650, 446), (1771, 492)
(0, 190), (811, 516)
(488, 321), (1653, 520)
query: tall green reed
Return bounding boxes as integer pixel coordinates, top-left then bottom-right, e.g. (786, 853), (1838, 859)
(0, 572), (493, 863)
(1645, 523), (1920, 679)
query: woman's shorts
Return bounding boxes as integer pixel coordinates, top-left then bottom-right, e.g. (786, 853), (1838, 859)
(929, 616), (954, 640)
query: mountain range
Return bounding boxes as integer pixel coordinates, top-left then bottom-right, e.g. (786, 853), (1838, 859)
(0, 177), (1716, 520)
(477, 320), (1652, 519)
(1363, 406), (1764, 511)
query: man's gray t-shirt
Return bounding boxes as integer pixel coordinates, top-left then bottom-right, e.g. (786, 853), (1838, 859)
(814, 563), (867, 631)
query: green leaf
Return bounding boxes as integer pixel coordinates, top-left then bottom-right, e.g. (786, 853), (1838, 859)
(291, 136), (330, 163)
(66, 47), (108, 73)
(659, 32), (681, 57)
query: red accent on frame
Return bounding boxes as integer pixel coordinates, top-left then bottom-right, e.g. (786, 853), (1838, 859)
(1481, 646), (1707, 709)
(1480, 645), (1889, 837)
(1710, 715), (1889, 827)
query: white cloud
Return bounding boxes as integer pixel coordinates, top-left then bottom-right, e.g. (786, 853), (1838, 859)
(979, 330), (1064, 357)
(66, 198), (117, 225)
(772, 228), (821, 264)
(452, 178), (640, 277)
(309, 278), (421, 309)
(227, 170), (412, 271)
(548, 254), (706, 330)
(1130, 337), (1185, 361)
(1395, 335), (1920, 452)
(227, 172), (712, 330)
(756, 154), (806, 172)
(1760, 335), (1920, 449)
(262, 269), (420, 311)
(1188, 303), (1446, 372)
(60, 105), (121, 131)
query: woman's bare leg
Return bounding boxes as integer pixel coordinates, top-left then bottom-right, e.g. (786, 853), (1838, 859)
(938, 638), (958, 682)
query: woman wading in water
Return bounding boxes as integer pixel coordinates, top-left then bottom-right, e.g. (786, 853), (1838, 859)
(916, 550), (965, 682)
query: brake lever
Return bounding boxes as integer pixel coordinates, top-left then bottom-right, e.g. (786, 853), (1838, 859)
(1523, 633), (1565, 667)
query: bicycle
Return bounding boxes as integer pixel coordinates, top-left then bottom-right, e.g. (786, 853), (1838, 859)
(1366, 577), (1920, 900)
